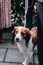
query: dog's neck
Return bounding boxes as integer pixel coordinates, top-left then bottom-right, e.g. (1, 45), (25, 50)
(16, 39), (27, 53)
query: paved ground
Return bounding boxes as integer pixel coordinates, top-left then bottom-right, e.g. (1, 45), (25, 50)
(0, 38), (39, 65)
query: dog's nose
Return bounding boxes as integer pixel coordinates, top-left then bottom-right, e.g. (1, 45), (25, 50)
(16, 38), (20, 42)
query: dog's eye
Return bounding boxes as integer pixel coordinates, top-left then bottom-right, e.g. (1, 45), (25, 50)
(21, 32), (25, 36)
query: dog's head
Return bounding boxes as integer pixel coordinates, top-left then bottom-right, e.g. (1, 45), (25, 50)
(12, 26), (30, 43)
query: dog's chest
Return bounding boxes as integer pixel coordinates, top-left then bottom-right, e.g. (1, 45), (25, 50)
(17, 40), (28, 53)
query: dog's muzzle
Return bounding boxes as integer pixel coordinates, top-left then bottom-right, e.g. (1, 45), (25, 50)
(16, 37), (20, 42)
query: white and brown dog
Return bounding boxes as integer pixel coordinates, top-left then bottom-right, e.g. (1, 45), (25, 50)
(12, 26), (37, 65)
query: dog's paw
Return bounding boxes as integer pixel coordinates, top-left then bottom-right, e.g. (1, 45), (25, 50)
(22, 61), (27, 65)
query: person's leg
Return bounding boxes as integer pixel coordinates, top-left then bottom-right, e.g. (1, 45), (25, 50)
(0, 29), (4, 43)
(37, 2), (43, 65)
(26, 8), (33, 46)
(26, 8), (33, 29)
(37, 14), (43, 65)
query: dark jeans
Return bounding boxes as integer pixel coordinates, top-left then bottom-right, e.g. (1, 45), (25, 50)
(37, 2), (43, 65)
(26, 8), (33, 47)
(26, 8), (33, 29)
(0, 29), (3, 38)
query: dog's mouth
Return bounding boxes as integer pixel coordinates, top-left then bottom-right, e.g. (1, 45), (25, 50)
(16, 40), (20, 42)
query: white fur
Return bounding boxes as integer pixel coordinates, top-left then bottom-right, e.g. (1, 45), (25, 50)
(15, 27), (22, 42)
(14, 27), (34, 65)
(22, 36), (33, 65)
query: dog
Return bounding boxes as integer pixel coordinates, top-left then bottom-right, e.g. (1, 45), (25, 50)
(12, 26), (37, 65)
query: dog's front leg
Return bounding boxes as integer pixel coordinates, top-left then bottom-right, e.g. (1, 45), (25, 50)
(29, 52), (34, 63)
(22, 53), (30, 65)
(22, 51), (33, 65)
(22, 56), (29, 65)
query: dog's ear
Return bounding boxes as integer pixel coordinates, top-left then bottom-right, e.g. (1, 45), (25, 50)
(26, 29), (31, 35)
(12, 26), (18, 44)
(26, 28), (31, 47)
